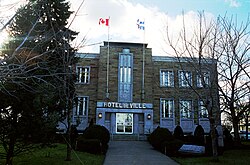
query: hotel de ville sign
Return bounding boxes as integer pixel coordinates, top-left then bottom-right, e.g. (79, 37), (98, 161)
(97, 102), (153, 109)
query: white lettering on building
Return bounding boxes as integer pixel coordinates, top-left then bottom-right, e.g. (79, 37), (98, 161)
(103, 102), (147, 109)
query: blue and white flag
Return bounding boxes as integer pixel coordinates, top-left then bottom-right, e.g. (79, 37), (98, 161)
(137, 19), (145, 30)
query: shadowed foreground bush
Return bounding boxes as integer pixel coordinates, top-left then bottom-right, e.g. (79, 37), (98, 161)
(76, 125), (110, 154)
(148, 127), (174, 151)
(173, 125), (184, 141)
(194, 125), (205, 146)
(76, 138), (108, 154)
(81, 125), (110, 144)
(161, 139), (183, 156)
(148, 126), (183, 156)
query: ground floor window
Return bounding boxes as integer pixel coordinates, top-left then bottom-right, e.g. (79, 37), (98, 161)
(160, 99), (174, 118)
(75, 96), (88, 116)
(198, 100), (209, 118)
(180, 100), (192, 119)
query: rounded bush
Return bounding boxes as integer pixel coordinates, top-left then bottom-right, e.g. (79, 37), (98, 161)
(161, 139), (183, 156)
(77, 138), (103, 154)
(173, 125), (184, 140)
(148, 127), (174, 151)
(81, 125), (110, 144)
(194, 125), (205, 145)
(77, 125), (110, 154)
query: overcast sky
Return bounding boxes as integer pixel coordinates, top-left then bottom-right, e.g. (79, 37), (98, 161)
(69, 0), (249, 55)
(1, 0), (249, 55)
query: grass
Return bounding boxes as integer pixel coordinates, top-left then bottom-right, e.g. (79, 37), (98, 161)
(0, 144), (104, 165)
(173, 149), (250, 165)
(173, 141), (250, 165)
(1, 141), (249, 165)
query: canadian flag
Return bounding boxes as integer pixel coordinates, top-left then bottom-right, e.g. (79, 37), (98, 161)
(99, 18), (109, 26)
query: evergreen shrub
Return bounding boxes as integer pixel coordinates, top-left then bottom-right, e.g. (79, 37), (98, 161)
(148, 127), (174, 151)
(182, 134), (194, 144)
(161, 139), (184, 156)
(76, 125), (110, 154)
(173, 125), (184, 140)
(81, 125), (110, 144)
(76, 138), (103, 154)
(194, 125), (205, 145)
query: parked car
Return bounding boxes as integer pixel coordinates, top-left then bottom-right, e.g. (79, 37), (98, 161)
(231, 131), (250, 140)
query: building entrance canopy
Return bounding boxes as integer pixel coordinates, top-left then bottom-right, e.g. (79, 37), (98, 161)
(96, 102), (153, 135)
(97, 102), (153, 109)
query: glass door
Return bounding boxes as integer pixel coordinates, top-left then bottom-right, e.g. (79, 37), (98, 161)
(116, 113), (133, 134)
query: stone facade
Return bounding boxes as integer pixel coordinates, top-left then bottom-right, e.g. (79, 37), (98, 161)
(57, 41), (221, 137)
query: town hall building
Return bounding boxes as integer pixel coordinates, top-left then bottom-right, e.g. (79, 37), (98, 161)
(57, 41), (222, 140)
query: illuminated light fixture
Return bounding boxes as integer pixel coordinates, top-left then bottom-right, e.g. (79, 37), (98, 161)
(98, 113), (102, 118)
(147, 114), (151, 120)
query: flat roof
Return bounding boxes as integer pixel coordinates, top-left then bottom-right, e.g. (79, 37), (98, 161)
(103, 41), (148, 48)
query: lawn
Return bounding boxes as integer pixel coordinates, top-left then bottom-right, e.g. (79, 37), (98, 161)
(173, 141), (250, 165)
(173, 149), (250, 165)
(0, 144), (104, 165)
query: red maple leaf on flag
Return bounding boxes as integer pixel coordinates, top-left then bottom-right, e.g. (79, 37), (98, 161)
(99, 18), (109, 26)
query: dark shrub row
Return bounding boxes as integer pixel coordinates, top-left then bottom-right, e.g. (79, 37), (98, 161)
(148, 126), (183, 156)
(171, 125), (205, 146)
(77, 138), (108, 154)
(173, 125), (184, 140)
(76, 125), (110, 154)
(148, 125), (231, 156)
(161, 139), (184, 156)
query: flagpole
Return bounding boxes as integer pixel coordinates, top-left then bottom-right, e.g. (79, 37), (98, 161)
(142, 19), (145, 100)
(106, 16), (110, 99)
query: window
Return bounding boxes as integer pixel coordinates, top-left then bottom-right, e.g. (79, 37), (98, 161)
(76, 66), (90, 84)
(197, 72), (210, 88)
(105, 113), (111, 121)
(179, 71), (192, 87)
(160, 99), (174, 118)
(198, 100), (208, 118)
(118, 50), (133, 102)
(180, 100), (192, 119)
(75, 97), (88, 116)
(160, 70), (174, 87)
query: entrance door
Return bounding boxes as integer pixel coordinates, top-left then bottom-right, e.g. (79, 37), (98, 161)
(116, 113), (133, 134)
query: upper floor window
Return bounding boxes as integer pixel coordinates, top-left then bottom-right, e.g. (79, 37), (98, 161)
(160, 70), (174, 87)
(120, 54), (132, 84)
(180, 100), (192, 119)
(118, 50), (133, 102)
(179, 71), (192, 87)
(75, 96), (88, 116)
(160, 99), (174, 118)
(198, 100), (209, 118)
(76, 66), (90, 84)
(197, 72), (210, 88)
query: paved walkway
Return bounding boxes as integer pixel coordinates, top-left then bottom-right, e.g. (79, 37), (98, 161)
(103, 141), (179, 165)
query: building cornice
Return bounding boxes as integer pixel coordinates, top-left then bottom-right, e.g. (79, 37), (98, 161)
(152, 56), (216, 64)
(76, 53), (99, 59)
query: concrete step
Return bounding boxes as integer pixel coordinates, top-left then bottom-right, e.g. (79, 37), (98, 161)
(111, 134), (147, 141)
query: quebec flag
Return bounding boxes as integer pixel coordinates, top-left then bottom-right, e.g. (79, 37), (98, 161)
(137, 19), (145, 30)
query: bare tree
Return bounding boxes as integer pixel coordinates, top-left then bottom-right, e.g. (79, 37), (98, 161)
(165, 11), (222, 161)
(165, 11), (250, 158)
(217, 15), (250, 144)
